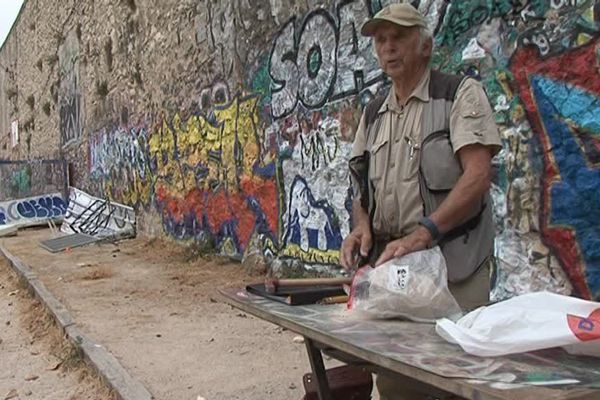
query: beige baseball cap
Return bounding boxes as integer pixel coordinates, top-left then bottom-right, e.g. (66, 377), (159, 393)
(361, 3), (427, 36)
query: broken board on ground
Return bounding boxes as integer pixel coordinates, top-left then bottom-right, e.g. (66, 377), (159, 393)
(39, 233), (102, 253)
(246, 283), (346, 305)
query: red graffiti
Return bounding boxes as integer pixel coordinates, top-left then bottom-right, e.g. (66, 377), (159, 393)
(511, 39), (600, 299)
(155, 177), (278, 251)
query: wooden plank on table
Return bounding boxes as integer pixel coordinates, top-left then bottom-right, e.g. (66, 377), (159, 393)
(246, 282), (346, 305)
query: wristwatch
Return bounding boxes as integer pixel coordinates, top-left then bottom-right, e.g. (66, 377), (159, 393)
(419, 216), (440, 241)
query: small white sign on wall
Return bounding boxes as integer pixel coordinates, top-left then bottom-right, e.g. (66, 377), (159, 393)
(11, 120), (18, 148)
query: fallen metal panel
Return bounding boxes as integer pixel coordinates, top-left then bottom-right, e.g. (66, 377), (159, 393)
(61, 187), (136, 239)
(39, 233), (102, 253)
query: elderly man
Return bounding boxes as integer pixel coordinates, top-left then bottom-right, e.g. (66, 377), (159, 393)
(340, 3), (501, 399)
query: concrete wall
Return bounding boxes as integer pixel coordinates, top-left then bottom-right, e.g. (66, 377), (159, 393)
(1, 0), (599, 300)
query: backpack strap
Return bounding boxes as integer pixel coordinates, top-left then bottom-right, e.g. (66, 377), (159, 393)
(363, 91), (388, 133)
(429, 70), (465, 101)
(365, 71), (465, 135)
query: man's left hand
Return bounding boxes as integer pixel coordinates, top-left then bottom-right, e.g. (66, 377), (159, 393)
(374, 227), (432, 266)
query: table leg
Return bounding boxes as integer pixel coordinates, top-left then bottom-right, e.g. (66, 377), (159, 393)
(304, 337), (333, 400)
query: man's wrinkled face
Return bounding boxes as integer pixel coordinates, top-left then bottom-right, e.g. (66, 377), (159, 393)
(373, 22), (428, 81)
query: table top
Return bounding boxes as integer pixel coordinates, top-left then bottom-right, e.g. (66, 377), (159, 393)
(220, 288), (600, 400)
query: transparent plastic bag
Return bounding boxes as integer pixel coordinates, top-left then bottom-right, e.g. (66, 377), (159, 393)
(348, 247), (462, 322)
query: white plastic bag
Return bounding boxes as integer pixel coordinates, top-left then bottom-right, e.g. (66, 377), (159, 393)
(436, 291), (600, 357)
(348, 247), (462, 322)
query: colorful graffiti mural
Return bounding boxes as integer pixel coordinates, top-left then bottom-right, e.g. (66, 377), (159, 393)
(511, 38), (600, 299)
(151, 92), (278, 254)
(264, 0), (399, 264)
(89, 87), (278, 256)
(276, 112), (353, 264)
(85, 0), (600, 299)
(427, 0), (599, 299)
(281, 175), (343, 264)
(89, 125), (153, 207)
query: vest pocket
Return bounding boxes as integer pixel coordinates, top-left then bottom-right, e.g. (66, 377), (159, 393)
(420, 130), (461, 191)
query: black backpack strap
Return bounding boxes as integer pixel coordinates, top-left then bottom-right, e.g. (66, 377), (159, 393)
(364, 91), (388, 133)
(366, 71), (465, 135)
(348, 92), (387, 231)
(429, 70), (466, 101)
(348, 152), (370, 212)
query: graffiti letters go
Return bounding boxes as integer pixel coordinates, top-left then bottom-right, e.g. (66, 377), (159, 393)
(269, 1), (391, 119)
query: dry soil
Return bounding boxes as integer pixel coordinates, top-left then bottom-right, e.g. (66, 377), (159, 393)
(0, 227), (359, 400)
(0, 258), (114, 400)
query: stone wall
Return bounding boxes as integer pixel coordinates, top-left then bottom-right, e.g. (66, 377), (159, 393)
(1, 0), (599, 300)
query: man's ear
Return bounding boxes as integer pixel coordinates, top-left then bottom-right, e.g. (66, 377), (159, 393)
(422, 37), (433, 57)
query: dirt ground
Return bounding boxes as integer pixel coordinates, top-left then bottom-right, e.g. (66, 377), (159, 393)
(0, 227), (362, 400)
(0, 258), (114, 400)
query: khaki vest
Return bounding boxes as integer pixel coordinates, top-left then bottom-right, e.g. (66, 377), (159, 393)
(349, 70), (494, 282)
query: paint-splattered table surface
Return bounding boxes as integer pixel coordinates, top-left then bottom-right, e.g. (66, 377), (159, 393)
(220, 288), (600, 400)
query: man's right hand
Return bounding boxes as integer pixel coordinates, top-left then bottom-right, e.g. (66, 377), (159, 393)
(340, 226), (372, 270)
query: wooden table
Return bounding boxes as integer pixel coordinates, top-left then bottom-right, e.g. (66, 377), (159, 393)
(219, 288), (600, 400)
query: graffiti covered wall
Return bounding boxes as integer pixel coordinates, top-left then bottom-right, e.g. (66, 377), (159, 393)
(3, 0), (600, 300)
(86, 0), (600, 299)
(267, 0), (392, 265)
(0, 159), (68, 201)
(425, 0), (600, 300)
(58, 29), (82, 148)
